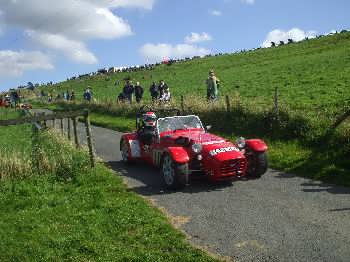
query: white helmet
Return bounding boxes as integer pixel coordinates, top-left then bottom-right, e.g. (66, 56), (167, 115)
(142, 112), (157, 127)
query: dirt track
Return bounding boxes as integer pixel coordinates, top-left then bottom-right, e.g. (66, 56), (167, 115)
(40, 110), (350, 262)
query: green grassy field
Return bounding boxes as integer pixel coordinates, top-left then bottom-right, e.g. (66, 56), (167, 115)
(40, 32), (350, 114)
(0, 108), (219, 261)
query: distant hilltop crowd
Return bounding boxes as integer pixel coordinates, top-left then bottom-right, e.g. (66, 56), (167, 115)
(10, 29), (349, 91)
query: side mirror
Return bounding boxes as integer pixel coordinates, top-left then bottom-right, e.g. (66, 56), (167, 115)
(206, 125), (212, 131)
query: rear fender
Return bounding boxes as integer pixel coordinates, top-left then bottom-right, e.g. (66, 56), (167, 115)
(246, 139), (268, 152)
(164, 147), (190, 164)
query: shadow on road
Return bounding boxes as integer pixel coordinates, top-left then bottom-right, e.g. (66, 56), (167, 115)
(329, 208), (350, 212)
(271, 170), (350, 195)
(106, 161), (235, 196)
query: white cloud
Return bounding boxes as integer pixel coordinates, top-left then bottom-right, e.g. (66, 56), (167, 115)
(0, 0), (154, 65)
(87, 0), (155, 10)
(140, 43), (210, 63)
(262, 28), (317, 48)
(0, 50), (53, 77)
(241, 0), (255, 4)
(27, 31), (98, 64)
(185, 32), (212, 44)
(210, 10), (222, 16)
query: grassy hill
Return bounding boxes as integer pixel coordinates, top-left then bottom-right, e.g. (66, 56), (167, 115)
(41, 31), (350, 115)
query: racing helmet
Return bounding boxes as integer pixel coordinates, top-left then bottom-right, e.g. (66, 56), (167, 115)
(142, 112), (157, 127)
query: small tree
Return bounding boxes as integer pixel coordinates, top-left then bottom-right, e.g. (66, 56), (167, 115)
(270, 42), (276, 47)
(279, 41), (285, 46)
(287, 38), (294, 44)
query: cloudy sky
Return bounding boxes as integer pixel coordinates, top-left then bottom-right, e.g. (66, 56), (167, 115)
(0, 0), (349, 91)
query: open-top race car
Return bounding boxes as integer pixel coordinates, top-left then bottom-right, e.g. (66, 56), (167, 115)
(120, 107), (268, 189)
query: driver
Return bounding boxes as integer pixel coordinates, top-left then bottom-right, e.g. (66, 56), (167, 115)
(138, 112), (157, 145)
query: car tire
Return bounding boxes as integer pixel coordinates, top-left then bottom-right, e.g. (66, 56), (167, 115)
(120, 138), (131, 164)
(248, 152), (268, 178)
(161, 154), (188, 190)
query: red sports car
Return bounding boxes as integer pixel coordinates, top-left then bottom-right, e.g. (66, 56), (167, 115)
(120, 108), (268, 189)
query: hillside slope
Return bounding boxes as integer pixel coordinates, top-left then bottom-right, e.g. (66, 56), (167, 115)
(42, 32), (350, 113)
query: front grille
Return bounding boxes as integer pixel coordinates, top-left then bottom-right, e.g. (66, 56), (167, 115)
(220, 159), (247, 176)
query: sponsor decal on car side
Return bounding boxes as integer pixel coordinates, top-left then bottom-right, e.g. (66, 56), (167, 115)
(209, 146), (240, 156)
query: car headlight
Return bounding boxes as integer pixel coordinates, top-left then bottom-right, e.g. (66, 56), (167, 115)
(236, 137), (246, 149)
(192, 143), (203, 154)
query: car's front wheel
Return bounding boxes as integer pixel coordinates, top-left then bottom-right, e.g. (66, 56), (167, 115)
(161, 154), (188, 190)
(247, 152), (268, 178)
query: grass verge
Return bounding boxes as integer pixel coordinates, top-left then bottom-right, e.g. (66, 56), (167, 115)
(0, 108), (219, 261)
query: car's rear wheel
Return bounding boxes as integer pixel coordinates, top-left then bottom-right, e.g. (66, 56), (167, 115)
(161, 154), (188, 190)
(120, 139), (131, 164)
(247, 152), (268, 178)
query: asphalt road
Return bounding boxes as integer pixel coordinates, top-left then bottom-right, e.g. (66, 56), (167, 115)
(41, 112), (350, 262)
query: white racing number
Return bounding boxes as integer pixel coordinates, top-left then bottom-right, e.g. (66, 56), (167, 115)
(209, 146), (240, 156)
(129, 140), (141, 157)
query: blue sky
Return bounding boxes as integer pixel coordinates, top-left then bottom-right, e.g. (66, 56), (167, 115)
(0, 0), (349, 92)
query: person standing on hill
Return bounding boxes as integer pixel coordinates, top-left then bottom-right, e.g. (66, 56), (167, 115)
(83, 88), (92, 102)
(158, 80), (168, 100)
(123, 80), (134, 103)
(134, 82), (144, 103)
(206, 69), (219, 101)
(70, 91), (75, 101)
(149, 81), (159, 102)
(159, 85), (171, 103)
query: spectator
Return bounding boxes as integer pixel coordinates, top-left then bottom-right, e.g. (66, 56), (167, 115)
(134, 81), (144, 103)
(123, 80), (134, 103)
(83, 88), (92, 102)
(117, 92), (126, 104)
(149, 81), (159, 102)
(158, 80), (168, 99)
(159, 85), (171, 103)
(70, 91), (75, 101)
(64, 90), (69, 101)
(206, 69), (219, 101)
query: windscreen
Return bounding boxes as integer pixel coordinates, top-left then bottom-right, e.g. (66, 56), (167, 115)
(157, 116), (203, 133)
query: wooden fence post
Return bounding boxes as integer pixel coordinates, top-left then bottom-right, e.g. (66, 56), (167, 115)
(72, 117), (79, 148)
(274, 87), (279, 117)
(273, 87), (280, 130)
(60, 118), (64, 135)
(84, 110), (95, 167)
(42, 112), (47, 128)
(31, 124), (40, 173)
(180, 95), (185, 113)
(67, 118), (71, 140)
(225, 95), (231, 112)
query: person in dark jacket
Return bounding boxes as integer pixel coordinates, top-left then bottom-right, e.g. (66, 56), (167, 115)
(134, 82), (144, 103)
(149, 81), (158, 102)
(123, 80), (134, 103)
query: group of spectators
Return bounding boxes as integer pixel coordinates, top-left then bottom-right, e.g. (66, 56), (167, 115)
(37, 69), (220, 105)
(0, 90), (20, 107)
(45, 90), (75, 103)
(117, 80), (171, 104)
